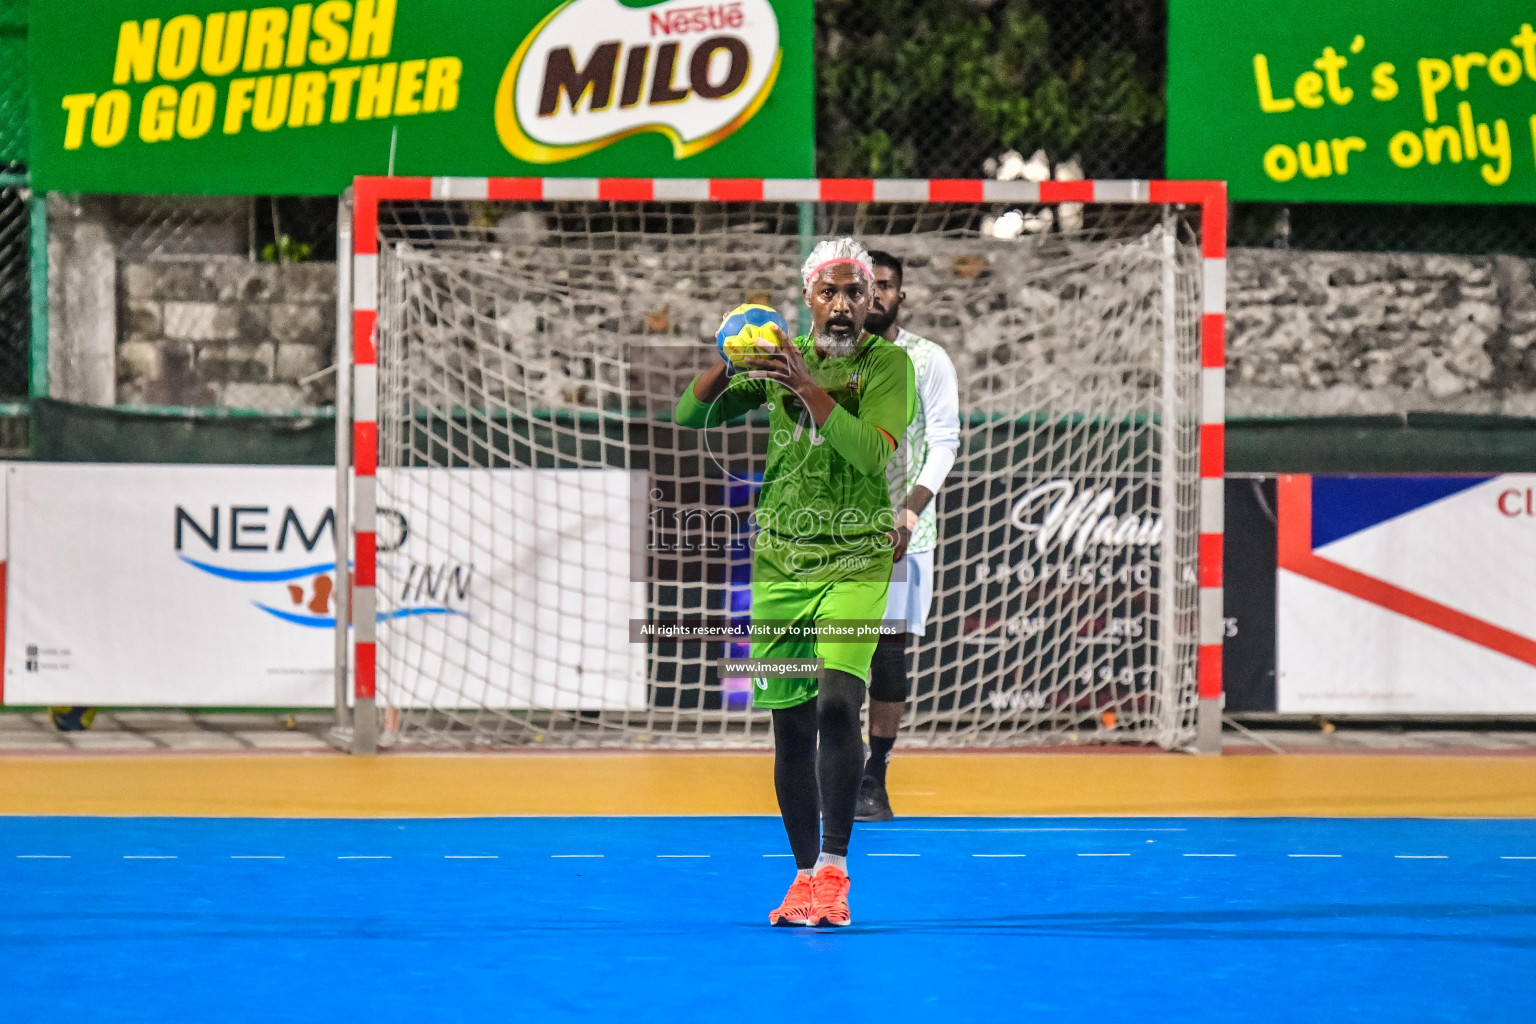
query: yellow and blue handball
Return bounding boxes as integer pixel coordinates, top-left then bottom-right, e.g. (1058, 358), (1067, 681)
(716, 304), (788, 372)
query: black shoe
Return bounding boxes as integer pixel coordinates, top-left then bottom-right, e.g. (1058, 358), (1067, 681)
(49, 706), (97, 732)
(854, 776), (893, 822)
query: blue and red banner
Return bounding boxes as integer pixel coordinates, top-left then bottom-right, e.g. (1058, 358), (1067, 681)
(1278, 473), (1536, 712)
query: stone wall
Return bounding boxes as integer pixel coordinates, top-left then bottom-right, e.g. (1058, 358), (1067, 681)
(631, 238), (1536, 419)
(47, 205), (117, 406)
(117, 258), (336, 410)
(74, 228), (1536, 419)
(1227, 249), (1536, 417)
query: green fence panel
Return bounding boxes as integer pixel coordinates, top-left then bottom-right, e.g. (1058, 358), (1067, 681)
(30, 398), (335, 463)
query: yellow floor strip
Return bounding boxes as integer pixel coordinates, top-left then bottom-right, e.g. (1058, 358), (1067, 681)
(2, 751), (1534, 817)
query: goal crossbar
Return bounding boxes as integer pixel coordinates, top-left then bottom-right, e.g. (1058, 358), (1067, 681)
(340, 176), (1229, 755)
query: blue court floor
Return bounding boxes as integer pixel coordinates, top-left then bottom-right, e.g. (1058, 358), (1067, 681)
(2, 816), (1534, 1023)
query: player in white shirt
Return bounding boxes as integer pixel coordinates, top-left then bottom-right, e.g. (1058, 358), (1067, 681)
(856, 250), (961, 822)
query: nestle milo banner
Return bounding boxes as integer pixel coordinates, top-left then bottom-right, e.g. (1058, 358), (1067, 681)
(1169, 1), (1536, 202)
(29, 0), (812, 194)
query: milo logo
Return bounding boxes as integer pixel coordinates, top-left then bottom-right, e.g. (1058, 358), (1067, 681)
(496, 0), (782, 163)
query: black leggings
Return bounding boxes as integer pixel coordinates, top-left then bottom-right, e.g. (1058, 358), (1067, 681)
(771, 669), (867, 869)
(868, 632), (910, 702)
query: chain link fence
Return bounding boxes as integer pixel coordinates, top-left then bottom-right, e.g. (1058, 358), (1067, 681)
(811, 2), (1536, 418)
(0, 0), (26, 174)
(0, 0), (31, 452)
(47, 195), (338, 268)
(46, 194), (337, 412)
(0, 184), (28, 401)
(816, 0), (1165, 180)
(0, 0), (343, 425)
(14, 0), (1536, 427)
(816, 0), (1536, 259)
(1229, 202), (1536, 259)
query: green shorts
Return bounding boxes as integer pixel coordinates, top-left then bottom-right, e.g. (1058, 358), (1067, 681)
(748, 578), (890, 709)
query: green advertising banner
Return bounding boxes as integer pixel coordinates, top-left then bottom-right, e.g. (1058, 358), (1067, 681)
(30, 0), (812, 194)
(1169, 1), (1536, 202)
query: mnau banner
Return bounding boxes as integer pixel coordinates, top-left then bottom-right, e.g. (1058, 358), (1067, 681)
(1277, 473), (1536, 713)
(2, 463), (643, 708)
(29, 0), (812, 194)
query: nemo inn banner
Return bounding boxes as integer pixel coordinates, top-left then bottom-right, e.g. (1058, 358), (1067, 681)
(29, 0), (814, 194)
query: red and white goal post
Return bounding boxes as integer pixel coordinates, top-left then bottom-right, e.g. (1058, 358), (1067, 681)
(337, 176), (1227, 754)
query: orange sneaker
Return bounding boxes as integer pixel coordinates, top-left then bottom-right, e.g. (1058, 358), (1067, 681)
(808, 864), (851, 927)
(768, 873), (815, 926)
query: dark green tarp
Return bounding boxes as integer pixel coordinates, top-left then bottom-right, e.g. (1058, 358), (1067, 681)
(25, 398), (1536, 473)
(30, 399), (334, 464)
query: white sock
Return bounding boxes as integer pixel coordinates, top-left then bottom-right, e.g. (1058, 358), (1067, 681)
(815, 852), (847, 873)
(796, 867), (813, 879)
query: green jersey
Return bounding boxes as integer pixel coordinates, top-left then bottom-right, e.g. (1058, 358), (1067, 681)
(675, 334), (916, 584)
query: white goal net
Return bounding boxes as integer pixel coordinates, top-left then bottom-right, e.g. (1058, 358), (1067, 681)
(347, 183), (1213, 750)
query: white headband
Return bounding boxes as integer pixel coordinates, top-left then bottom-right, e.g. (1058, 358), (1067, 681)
(801, 238), (873, 289)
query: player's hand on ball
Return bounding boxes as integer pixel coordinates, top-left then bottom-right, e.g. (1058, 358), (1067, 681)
(743, 322), (814, 393)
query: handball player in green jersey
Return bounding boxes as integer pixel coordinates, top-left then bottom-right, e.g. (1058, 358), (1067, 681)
(675, 238), (915, 927)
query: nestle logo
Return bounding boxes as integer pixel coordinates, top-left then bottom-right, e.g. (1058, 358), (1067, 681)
(650, 2), (745, 36)
(499, 0), (779, 164)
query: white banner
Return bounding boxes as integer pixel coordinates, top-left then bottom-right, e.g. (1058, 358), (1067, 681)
(6, 464), (338, 706)
(1277, 473), (1536, 713)
(4, 464), (643, 708)
(375, 467), (647, 711)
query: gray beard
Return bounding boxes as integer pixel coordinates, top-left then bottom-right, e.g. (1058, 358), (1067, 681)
(814, 329), (860, 358)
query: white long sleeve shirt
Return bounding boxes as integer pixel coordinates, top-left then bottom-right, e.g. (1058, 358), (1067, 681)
(888, 327), (960, 553)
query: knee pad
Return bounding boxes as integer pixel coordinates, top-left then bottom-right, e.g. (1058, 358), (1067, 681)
(818, 669), (866, 723)
(868, 635), (910, 703)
